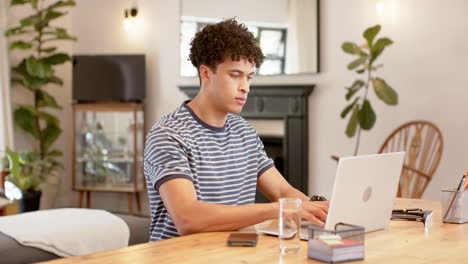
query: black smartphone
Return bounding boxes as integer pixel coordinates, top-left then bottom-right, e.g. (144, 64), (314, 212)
(226, 232), (258, 247)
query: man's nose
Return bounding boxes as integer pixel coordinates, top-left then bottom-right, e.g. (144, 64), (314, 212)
(240, 79), (250, 94)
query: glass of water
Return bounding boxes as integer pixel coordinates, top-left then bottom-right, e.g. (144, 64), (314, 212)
(279, 198), (302, 254)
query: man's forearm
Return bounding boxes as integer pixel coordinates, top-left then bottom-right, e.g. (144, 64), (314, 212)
(280, 186), (310, 201)
(175, 201), (278, 236)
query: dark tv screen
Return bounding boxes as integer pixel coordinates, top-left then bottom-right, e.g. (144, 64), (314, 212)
(72, 55), (145, 102)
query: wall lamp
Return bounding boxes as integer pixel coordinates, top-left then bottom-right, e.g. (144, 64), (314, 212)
(123, 1), (138, 32)
(124, 7), (138, 19)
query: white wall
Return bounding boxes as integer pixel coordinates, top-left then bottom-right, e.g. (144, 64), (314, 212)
(182, 0), (288, 23)
(7, 0), (468, 214)
(310, 0), (468, 199)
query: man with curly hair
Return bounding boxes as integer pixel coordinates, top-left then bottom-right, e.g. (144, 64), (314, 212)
(144, 18), (328, 241)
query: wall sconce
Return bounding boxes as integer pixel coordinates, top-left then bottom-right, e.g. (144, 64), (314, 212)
(376, 1), (385, 17)
(123, 1), (138, 32)
(125, 7), (138, 19)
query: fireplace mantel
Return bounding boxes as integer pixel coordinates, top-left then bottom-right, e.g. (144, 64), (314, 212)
(179, 85), (314, 198)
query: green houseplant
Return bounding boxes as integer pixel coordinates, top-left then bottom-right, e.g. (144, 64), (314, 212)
(340, 24), (398, 156)
(4, 0), (76, 211)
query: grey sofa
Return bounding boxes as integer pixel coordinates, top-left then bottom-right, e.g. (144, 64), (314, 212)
(0, 213), (150, 264)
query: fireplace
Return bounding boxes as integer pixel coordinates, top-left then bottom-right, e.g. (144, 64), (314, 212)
(179, 85), (314, 202)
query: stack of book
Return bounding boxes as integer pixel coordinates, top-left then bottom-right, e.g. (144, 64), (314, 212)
(308, 236), (364, 263)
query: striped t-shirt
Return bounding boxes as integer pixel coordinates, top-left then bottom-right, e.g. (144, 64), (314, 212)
(144, 101), (274, 241)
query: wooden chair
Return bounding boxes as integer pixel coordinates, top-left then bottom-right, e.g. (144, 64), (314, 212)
(378, 121), (444, 198)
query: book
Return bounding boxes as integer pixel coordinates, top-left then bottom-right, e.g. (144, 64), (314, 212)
(308, 239), (364, 263)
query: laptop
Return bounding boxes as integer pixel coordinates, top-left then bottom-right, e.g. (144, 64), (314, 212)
(256, 152), (405, 239)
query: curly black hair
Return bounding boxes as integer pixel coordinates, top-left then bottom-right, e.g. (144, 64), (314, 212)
(189, 18), (265, 73)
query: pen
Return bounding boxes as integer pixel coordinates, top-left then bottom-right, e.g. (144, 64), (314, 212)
(456, 170), (467, 191)
(463, 169), (468, 190)
(443, 169), (468, 220)
(392, 208), (422, 213)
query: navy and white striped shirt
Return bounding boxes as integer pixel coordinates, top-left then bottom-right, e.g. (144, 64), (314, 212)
(144, 101), (274, 241)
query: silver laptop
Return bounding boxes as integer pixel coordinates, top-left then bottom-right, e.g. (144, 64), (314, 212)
(325, 152), (405, 232)
(257, 152), (405, 239)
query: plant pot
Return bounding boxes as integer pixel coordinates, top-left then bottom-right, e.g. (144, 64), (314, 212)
(20, 190), (42, 213)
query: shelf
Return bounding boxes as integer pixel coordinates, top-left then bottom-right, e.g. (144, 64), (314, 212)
(76, 156), (137, 163)
(74, 186), (143, 193)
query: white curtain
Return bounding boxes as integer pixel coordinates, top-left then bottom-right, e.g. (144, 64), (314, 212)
(0, 1), (15, 162)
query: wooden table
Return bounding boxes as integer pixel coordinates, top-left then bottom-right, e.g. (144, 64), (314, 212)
(42, 199), (467, 264)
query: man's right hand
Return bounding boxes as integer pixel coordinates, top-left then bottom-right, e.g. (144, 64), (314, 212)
(301, 201), (329, 227)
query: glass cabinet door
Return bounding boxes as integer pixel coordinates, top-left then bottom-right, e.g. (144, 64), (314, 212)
(73, 104), (144, 192)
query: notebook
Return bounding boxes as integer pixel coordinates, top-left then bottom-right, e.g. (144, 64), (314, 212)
(256, 152), (405, 239)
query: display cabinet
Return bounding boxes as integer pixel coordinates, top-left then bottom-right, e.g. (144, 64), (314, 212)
(72, 103), (145, 214)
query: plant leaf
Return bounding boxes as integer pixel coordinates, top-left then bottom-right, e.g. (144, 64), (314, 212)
(14, 106), (39, 138)
(20, 14), (41, 27)
(38, 111), (60, 125)
(9, 41), (33, 50)
(26, 56), (54, 79)
(37, 89), (62, 109)
(40, 47), (57, 53)
(5, 148), (20, 177)
(12, 59), (28, 75)
(43, 53), (71, 65)
(22, 76), (47, 90)
(11, 60), (43, 90)
(372, 78), (398, 105)
(370, 37), (393, 63)
(31, 0), (38, 8)
(345, 88), (360, 102)
(345, 105), (360, 138)
(345, 80), (365, 100)
(341, 97), (359, 118)
(372, 38), (393, 53)
(356, 68), (366, 74)
(11, 0), (30, 5)
(42, 121), (62, 148)
(47, 149), (63, 157)
(52, 27), (77, 40)
(47, 0), (76, 9)
(45, 10), (66, 21)
(5, 26), (30, 36)
(358, 99), (376, 130)
(363, 25), (381, 48)
(47, 76), (63, 85)
(341, 42), (361, 55)
(347, 56), (367, 70)
(38, 110), (62, 149)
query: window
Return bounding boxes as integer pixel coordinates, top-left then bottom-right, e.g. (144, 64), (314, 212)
(180, 17), (287, 77)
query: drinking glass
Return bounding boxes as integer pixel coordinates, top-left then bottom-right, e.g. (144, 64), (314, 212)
(279, 198), (302, 254)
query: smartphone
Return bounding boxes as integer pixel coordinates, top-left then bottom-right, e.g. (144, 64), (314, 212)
(226, 232), (258, 247)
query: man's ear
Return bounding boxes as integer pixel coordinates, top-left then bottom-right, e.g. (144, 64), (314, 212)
(199, 65), (212, 84)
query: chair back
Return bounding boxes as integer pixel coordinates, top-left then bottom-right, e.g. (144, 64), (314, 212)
(378, 121), (443, 198)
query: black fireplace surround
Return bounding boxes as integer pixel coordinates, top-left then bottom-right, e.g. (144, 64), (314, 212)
(179, 85), (314, 201)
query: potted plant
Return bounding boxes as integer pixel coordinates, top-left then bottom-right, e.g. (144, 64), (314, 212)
(3, 148), (61, 211)
(4, 0), (76, 211)
(340, 24), (398, 156)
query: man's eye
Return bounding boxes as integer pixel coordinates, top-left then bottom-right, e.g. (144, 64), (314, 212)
(231, 74), (240, 78)
(247, 76), (253, 81)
